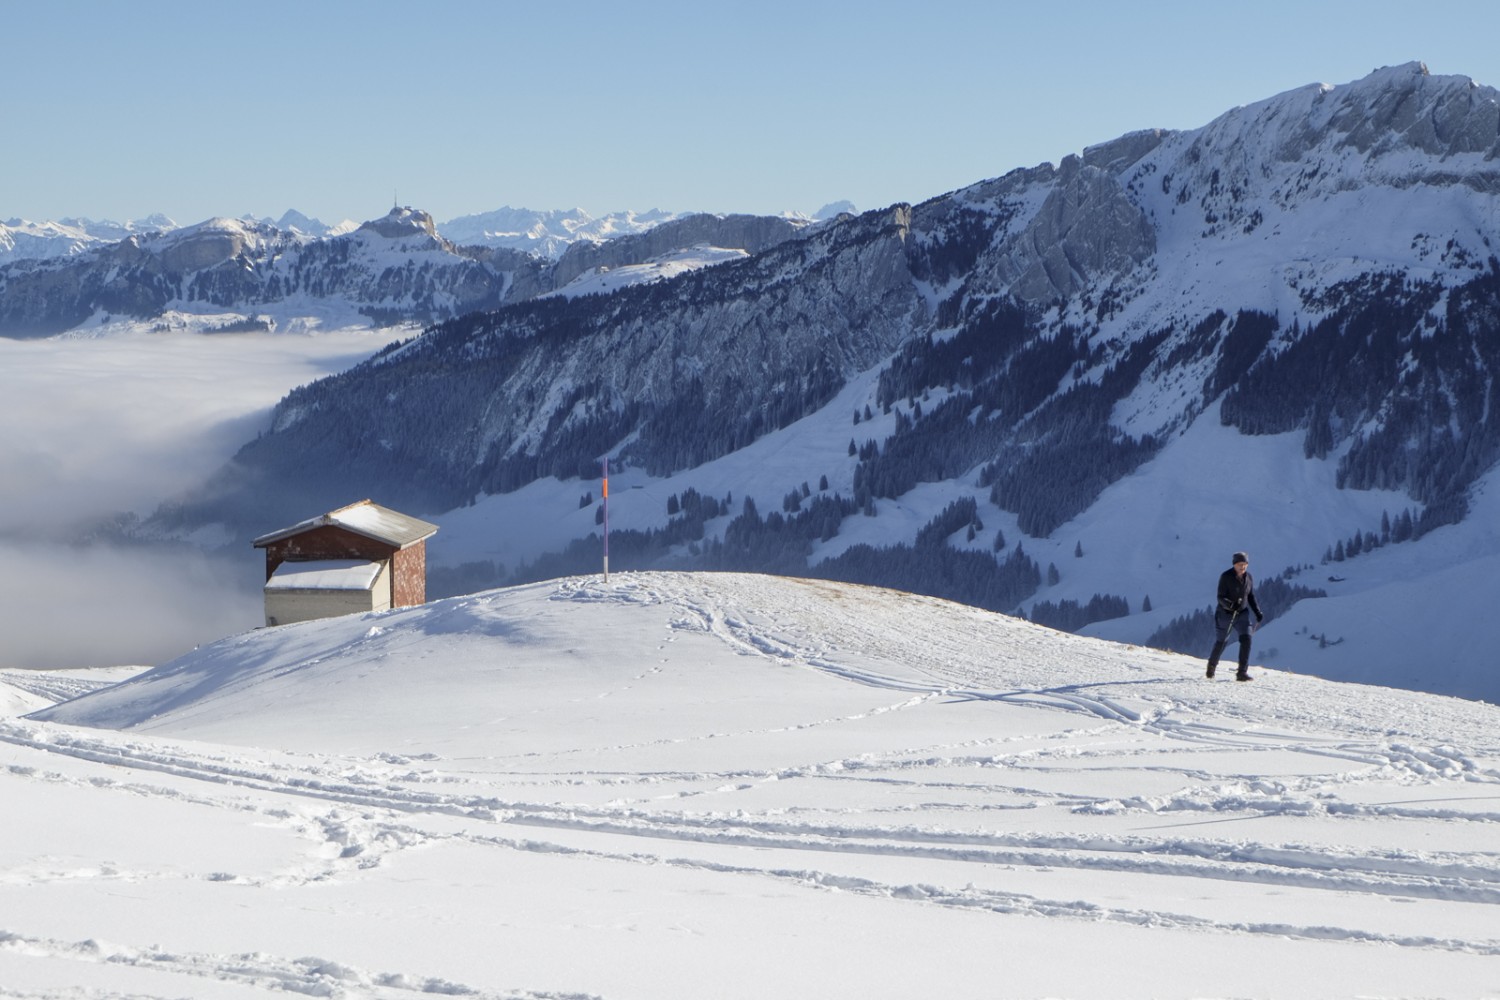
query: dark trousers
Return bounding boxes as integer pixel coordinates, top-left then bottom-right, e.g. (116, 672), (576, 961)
(1208, 608), (1253, 673)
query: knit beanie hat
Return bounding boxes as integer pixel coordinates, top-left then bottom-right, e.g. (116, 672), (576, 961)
(1232, 552), (1249, 565)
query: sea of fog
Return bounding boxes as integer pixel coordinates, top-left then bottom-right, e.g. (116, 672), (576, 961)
(0, 329), (403, 669)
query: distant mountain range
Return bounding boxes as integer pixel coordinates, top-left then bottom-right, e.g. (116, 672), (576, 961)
(0, 202), (834, 337)
(30, 61), (1500, 700)
(0, 207), (660, 263)
(0, 213), (179, 261)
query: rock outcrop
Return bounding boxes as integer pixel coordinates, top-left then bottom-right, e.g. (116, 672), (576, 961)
(981, 157), (1156, 304)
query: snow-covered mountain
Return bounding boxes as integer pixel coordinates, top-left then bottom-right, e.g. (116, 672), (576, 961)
(0, 207), (543, 337)
(0, 204), (802, 338)
(6, 571), (1499, 997)
(0, 213), (178, 262)
(437, 205), (686, 258)
(0, 212), (358, 266)
(256, 208), (357, 238)
(146, 63), (1500, 701)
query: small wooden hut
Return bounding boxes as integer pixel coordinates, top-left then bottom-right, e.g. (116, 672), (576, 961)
(252, 499), (438, 626)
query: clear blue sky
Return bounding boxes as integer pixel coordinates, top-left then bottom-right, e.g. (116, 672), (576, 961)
(7, 0), (1497, 226)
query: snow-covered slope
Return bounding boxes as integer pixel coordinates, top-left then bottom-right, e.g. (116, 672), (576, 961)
(11, 572), (1500, 998)
(410, 370), (1500, 704)
(544, 244), (751, 298)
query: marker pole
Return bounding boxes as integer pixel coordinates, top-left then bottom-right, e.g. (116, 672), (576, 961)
(602, 457), (610, 582)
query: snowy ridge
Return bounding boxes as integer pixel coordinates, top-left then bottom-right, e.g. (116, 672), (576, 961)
(0, 214), (179, 262)
(437, 206), (687, 258)
(7, 572), (1500, 997)
(1101, 62), (1500, 327)
(543, 245), (751, 299)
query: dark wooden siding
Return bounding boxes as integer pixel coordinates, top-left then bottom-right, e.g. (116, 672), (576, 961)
(262, 526), (398, 579)
(263, 525), (428, 608)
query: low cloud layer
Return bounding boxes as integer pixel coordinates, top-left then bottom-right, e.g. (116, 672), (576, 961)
(0, 540), (261, 668)
(0, 329), (397, 668)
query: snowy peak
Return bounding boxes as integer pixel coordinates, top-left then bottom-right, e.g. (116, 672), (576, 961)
(141, 216), (281, 272)
(1318, 61), (1499, 160)
(1131, 62), (1499, 171)
(357, 205), (442, 242)
(1001, 60), (1500, 312)
(266, 209), (356, 237)
(1126, 63), (1500, 218)
(814, 200), (859, 220)
(1220, 61), (1499, 168)
(57, 213), (178, 241)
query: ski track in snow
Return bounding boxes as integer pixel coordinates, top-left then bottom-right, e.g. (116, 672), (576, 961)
(5, 573), (1500, 996)
(4, 707), (1500, 980)
(0, 930), (601, 1000)
(0, 670), (130, 705)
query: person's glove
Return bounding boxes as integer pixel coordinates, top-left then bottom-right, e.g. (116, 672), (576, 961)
(1256, 611), (1264, 623)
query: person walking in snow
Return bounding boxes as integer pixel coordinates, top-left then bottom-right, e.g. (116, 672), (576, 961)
(1206, 551), (1263, 681)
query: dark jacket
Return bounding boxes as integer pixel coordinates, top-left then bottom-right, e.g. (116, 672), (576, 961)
(1217, 568), (1263, 619)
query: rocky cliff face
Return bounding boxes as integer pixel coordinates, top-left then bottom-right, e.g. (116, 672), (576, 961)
(1322, 62), (1500, 163)
(357, 206), (443, 241)
(153, 219), (259, 273)
(980, 155), (1157, 304)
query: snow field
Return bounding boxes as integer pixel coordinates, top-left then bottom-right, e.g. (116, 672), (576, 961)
(5, 572), (1499, 998)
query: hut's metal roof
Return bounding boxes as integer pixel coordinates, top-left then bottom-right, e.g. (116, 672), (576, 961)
(252, 499), (438, 549)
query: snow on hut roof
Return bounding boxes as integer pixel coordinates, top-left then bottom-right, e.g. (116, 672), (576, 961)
(252, 499), (438, 549)
(265, 559), (384, 592)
